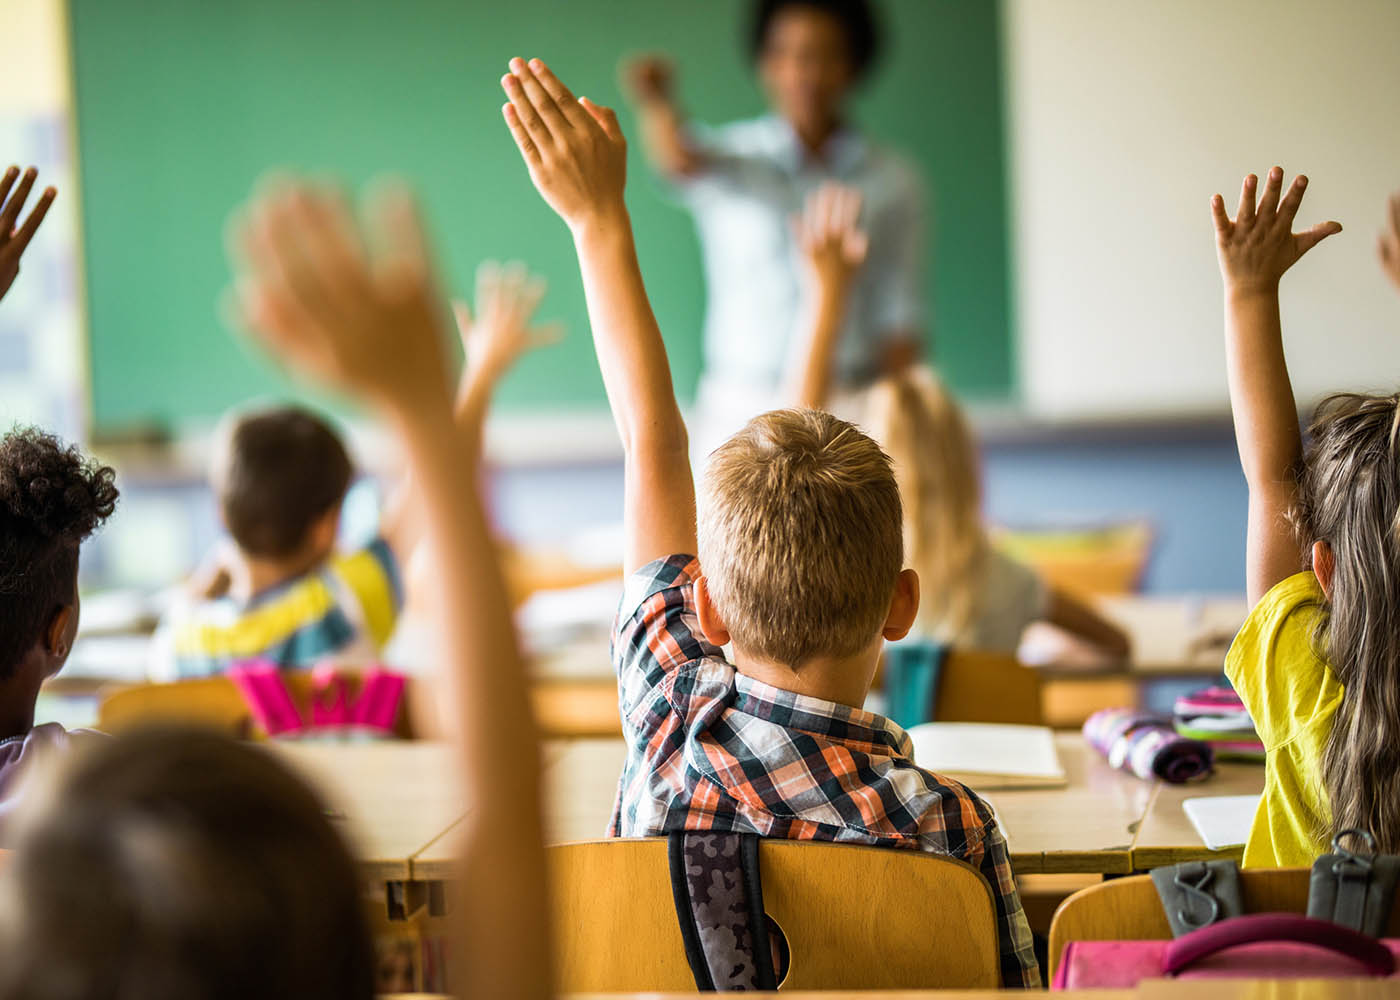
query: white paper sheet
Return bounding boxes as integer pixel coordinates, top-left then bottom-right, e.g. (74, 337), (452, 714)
(1183, 794), (1261, 850)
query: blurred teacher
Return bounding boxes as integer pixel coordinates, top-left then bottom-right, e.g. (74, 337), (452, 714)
(624, 0), (926, 456)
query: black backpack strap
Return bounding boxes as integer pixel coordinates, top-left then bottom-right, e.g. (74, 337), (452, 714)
(667, 831), (778, 991)
(1308, 829), (1400, 936)
(1150, 860), (1244, 937)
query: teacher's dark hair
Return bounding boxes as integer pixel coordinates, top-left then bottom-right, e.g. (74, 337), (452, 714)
(750, 0), (882, 79)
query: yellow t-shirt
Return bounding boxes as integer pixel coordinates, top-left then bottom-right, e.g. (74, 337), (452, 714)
(1224, 571), (1343, 867)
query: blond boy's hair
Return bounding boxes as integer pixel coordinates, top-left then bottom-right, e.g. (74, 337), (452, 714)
(697, 408), (903, 666)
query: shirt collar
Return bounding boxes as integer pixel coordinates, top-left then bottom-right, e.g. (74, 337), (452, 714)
(763, 114), (870, 175)
(731, 670), (914, 758)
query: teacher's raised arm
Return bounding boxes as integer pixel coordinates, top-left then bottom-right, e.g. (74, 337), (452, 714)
(620, 0), (927, 459)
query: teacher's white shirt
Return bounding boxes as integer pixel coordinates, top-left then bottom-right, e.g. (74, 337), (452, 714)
(678, 114), (927, 393)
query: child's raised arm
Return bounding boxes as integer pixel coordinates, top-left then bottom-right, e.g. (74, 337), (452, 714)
(228, 180), (550, 1000)
(788, 183), (868, 409)
(1211, 167), (1341, 604)
(1379, 191), (1400, 292)
(0, 166), (56, 301)
(502, 57), (696, 573)
(379, 260), (561, 558)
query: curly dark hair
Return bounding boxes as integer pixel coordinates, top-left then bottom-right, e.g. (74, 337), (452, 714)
(0, 428), (118, 679)
(750, 0), (882, 80)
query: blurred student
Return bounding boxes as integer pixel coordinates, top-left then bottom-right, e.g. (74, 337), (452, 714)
(0, 428), (116, 834)
(152, 262), (556, 679)
(0, 179), (551, 1000)
(791, 184), (1130, 657)
(500, 57), (1037, 986)
(1211, 167), (1400, 864)
(0, 165), (57, 301)
(622, 0), (924, 456)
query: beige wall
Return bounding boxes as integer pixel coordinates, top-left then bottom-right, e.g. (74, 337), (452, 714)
(1004, 0), (1400, 418)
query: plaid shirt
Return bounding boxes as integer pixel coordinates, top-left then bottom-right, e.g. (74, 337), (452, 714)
(608, 555), (1040, 989)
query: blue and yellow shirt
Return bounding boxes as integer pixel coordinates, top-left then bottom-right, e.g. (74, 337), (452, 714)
(153, 538), (402, 679)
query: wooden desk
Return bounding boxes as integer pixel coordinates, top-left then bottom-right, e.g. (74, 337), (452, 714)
(534, 734), (1151, 876)
(1131, 758), (1265, 870)
(991, 735), (1150, 874)
(268, 742), (464, 885)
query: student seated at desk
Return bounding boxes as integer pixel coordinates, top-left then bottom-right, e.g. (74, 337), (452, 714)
(0, 428), (115, 835)
(153, 260), (556, 680)
(0, 179), (550, 999)
(1211, 167), (1399, 865)
(498, 58), (1038, 987)
(788, 184), (1131, 658)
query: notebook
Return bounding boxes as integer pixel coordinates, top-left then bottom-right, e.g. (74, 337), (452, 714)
(1183, 794), (1261, 850)
(906, 722), (1068, 789)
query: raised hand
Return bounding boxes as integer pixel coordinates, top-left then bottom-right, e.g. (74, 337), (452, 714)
(501, 57), (628, 233)
(620, 54), (675, 105)
(0, 166), (57, 300)
(795, 183), (868, 293)
(1210, 167), (1341, 295)
(454, 260), (563, 389)
(1379, 192), (1400, 292)
(228, 179), (452, 415)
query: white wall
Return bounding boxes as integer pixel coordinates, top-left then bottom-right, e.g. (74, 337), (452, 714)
(1004, 0), (1400, 419)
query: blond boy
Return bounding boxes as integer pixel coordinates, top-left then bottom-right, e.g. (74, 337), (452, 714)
(500, 57), (1038, 987)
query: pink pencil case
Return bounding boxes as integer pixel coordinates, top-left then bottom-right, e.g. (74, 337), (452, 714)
(1054, 914), (1400, 989)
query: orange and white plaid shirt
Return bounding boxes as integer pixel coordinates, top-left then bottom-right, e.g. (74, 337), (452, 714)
(608, 555), (1040, 988)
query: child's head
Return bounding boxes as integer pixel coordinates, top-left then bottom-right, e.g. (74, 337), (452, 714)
(0, 428), (118, 687)
(750, 0), (879, 131)
(214, 406), (352, 564)
(865, 367), (987, 643)
(1293, 392), (1400, 850)
(697, 408), (913, 670)
(0, 727), (373, 1000)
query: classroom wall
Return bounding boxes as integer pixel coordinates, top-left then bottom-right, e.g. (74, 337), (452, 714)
(0, 0), (85, 441)
(1004, 0), (1400, 419)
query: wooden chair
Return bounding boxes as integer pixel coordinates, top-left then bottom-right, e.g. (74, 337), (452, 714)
(935, 649), (1045, 726)
(548, 837), (1001, 992)
(97, 672), (624, 740)
(1047, 868), (1400, 980)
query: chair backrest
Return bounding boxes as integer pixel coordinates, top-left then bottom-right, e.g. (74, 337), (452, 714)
(96, 672), (417, 739)
(1047, 868), (1400, 980)
(883, 644), (1044, 728)
(935, 649), (1044, 726)
(548, 837), (1001, 992)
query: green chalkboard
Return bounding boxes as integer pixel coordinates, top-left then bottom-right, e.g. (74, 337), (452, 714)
(70, 0), (1013, 435)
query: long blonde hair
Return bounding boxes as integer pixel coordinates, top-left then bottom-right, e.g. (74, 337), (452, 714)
(865, 367), (987, 643)
(1292, 392), (1400, 851)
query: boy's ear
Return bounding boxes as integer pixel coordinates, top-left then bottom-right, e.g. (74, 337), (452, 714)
(311, 503), (342, 552)
(694, 576), (732, 648)
(881, 568), (920, 642)
(1312, 540), (1336, 599)
(44, 605), (75, 659)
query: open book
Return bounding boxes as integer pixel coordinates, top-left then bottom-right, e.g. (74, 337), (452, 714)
(906, 722), (1068, 790)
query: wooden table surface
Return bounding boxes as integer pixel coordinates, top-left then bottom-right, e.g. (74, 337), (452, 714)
(269, 742), (464, 883)
(989, 734), (1150, 874)
(1131, 758), (1265, 870)
(530, 733), (1151, 876)
(277, 731), (1268, 885)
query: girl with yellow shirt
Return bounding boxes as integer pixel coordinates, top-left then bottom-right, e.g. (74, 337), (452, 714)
(1212, 166), (1400, 865)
